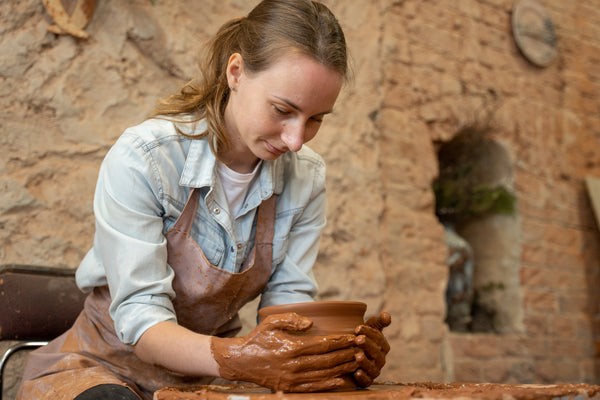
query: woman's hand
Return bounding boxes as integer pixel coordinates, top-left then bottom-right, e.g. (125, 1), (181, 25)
(352, 312), (391, 387)
(211, 312), (359, 392)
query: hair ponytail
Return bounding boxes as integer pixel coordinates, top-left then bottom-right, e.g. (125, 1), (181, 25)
(151, 17), (244, 155)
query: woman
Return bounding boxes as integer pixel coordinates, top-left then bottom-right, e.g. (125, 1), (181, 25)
(18, 1), (390, 399)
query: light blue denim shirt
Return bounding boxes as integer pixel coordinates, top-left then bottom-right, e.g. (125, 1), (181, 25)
(76, 118), (324, 344)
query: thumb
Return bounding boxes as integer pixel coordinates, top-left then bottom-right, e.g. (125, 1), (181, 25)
(365, 312), (391, 331)
(260, 312), (313, 332)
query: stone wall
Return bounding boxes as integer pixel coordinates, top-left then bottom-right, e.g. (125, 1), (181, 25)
(1, 0), (599, 396)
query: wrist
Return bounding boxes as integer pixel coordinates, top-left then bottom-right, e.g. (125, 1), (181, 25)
(210, 336), (245, 381)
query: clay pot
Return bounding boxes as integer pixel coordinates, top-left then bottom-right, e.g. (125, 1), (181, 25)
(258, 301), (368, 391)
(258, 301), (367, 336)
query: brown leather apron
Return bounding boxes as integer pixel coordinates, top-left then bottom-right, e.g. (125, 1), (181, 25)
(17, 188), (276, 400)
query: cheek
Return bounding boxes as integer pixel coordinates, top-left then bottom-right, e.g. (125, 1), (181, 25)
(259, 112), (282, 133)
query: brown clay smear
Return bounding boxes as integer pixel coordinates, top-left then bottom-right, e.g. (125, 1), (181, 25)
(156, 382), (600, 400)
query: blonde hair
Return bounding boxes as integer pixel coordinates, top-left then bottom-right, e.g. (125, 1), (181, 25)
(151, 0), (348, 156)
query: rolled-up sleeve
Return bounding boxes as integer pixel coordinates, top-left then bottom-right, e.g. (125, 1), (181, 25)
(79, 132), (177, 345)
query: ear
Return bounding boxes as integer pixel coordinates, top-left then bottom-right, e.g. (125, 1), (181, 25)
(226, 53), (244, 89)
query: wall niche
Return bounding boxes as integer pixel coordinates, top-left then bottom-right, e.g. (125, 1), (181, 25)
(434, 124), (523, 334)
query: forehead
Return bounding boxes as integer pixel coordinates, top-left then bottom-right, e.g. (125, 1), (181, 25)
(247, 53), (343, 110)
(256, 52), (340, 78)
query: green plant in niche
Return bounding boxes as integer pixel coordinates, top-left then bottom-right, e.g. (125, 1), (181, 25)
(434, 123), (516, 223)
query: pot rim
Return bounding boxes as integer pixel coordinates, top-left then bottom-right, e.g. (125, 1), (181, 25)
(258, 300), (367, 318)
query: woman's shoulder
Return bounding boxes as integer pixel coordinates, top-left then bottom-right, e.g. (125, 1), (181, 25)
(106, 118), (206, 169)
(122, 117), (206, 143)
(121, 117), (195, 144)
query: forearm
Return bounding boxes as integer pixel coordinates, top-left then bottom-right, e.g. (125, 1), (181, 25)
(133, 321), (220, 377)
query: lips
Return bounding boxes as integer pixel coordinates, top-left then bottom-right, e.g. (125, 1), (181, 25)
(265, 141), (286, 155)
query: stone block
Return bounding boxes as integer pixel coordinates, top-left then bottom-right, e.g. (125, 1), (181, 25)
(523, 314), (549, 337)
(520, 248), (546, 268)
(450, 334), (503, 359)
(523, 290), (559, 312)
(453, 360), (483, 382)
(560, 294), (593, 314)
(548, 316), (577, 339)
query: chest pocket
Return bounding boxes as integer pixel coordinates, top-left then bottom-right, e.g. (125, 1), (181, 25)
(164, 200), (225, 267)
(193, 234), (225, 266)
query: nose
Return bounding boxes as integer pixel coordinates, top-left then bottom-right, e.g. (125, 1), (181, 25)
(281, 123), (305, 153)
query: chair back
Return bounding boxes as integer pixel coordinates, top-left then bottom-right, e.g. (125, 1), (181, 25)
(0, 265), (87, 341)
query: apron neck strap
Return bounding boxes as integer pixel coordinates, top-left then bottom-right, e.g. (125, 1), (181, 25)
(175, 188), (201, 234)
(255, 195), (276, 245)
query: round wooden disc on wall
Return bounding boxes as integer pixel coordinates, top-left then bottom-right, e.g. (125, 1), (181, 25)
(511, 0), (557, 67)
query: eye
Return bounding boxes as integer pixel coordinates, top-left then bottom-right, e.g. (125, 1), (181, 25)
(273, 105), (290, 115)
(311, 115), (324, 123)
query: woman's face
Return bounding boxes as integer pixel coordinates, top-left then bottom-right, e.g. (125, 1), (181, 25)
(223, 52), (343, 172)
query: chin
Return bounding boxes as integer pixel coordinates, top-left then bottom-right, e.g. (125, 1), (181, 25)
(259, 149), (284, 160)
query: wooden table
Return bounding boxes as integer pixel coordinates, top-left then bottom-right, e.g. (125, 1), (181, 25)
(154, 382), (600, 400)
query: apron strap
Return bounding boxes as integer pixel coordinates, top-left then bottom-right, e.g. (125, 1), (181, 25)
(255, 195), (276, 245)
(171, 188), (200, 235)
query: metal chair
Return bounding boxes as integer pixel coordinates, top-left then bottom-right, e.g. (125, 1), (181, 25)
(0, 265), (87, 400)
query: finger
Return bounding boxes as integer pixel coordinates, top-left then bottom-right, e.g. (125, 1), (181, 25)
(283, 347), (357, 372)
(274, 360), (358, 392)
(355, 325), (391, 354)
(353, 368), (373, 388)
(355, 335), (386, 369)
(364, 312), (391, 331)
(354, 349), (380, 378)
(261, 312), (312, 332)
(292, 359), (359, 383)
(293, 333), (356, 356)
(285, 376), (350, 393)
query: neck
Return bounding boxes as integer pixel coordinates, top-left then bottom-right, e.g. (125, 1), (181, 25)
(218, 149), (260, 174)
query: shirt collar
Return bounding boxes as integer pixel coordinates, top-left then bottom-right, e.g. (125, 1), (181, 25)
(178, 120), (284, 200)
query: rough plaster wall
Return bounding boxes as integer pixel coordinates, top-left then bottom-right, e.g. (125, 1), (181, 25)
(1, 0), (600, 397)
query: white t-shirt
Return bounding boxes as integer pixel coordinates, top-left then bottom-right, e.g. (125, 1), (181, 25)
(216, 160), (262, 217)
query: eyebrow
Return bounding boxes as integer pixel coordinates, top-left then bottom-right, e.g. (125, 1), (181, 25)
(274, 96), (333, 115)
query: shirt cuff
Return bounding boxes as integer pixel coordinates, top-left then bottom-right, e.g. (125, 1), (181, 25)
(112, 294), (177, 345)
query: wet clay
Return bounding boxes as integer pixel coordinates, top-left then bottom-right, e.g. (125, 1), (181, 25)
(258, 301), (367, 335)
(257, 301), (367, 390)
(154, 382), (600, 400)
(211, 312), (360, 393)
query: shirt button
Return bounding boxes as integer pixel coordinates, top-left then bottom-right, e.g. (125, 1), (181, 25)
(237, 243), (242, 250)
(213, 207), (220, 214)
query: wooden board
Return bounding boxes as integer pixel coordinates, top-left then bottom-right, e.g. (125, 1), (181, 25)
(154, 382), (600, 400)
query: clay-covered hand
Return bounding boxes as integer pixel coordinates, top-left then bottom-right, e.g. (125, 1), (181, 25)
(211, 312), (359, 392)
(352, 311), (391, 387)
